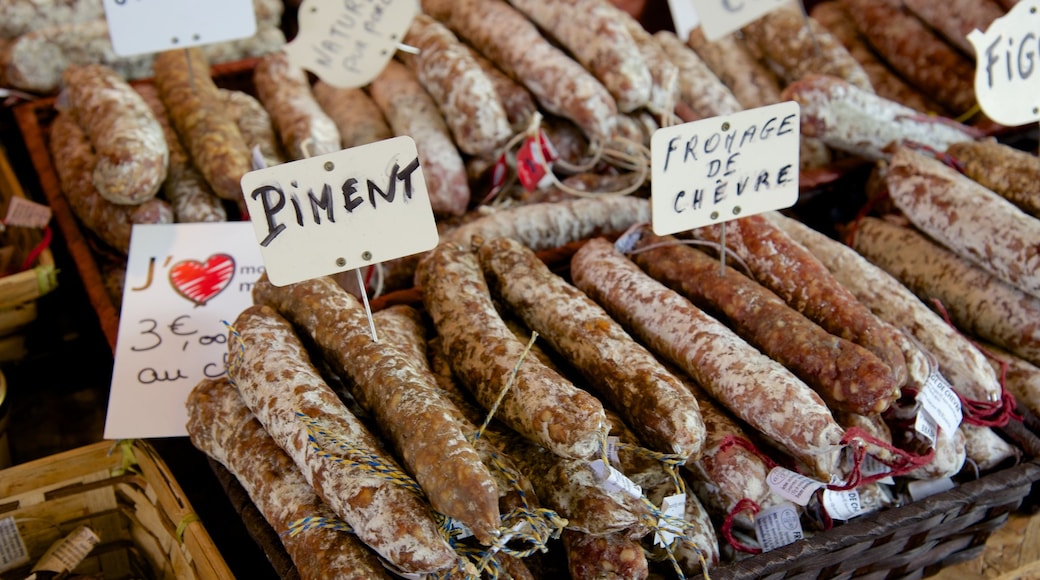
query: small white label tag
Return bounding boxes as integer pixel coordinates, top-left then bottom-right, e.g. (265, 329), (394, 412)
(859, 454), (896, 486)
(4, 197), (51, 229)
(284, 0), (420, 89)
(753, 503), (804, 552)
(650, 101), (800, 236)
(31, 526), (100, 574)
(918, 371), (962, 438)
(766, 466), (825, 506)
(0, 517), (29, 573)
(102, 0), (257, 57)
(654, 493), (687, 547)
(605, 436), (621, 465)
(915, 409), (939, 446)
(240, 136), (439, 287)
(446, 519), (473, 541)
(688, 0), (790, 41)
(967, 0), (1040, 126)
(589, 459), (643, 499)
(821, 488), (865, 521)
(907, 477), (956, 502)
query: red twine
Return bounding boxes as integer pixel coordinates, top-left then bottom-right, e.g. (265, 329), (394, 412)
(717, 435), (779, 470)
(929, 298), (1022, 427)
(831, 427), (935, 492)
(721, 498), (762, 554)
(19, 225), (52, 272)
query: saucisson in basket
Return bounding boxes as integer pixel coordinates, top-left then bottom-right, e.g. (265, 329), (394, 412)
(477, 235), (706, 459)
(886, 146), (1040, 300)
(186, 377), (393, 580)
(415, 241), (607, 460)
(570, 237), (845, 476)
(226, 304), (457, 574)
(61, 63), (168, 206)
(252, 276), (503, 545)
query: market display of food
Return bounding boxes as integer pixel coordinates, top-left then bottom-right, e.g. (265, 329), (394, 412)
(3, 0), (1040, 578)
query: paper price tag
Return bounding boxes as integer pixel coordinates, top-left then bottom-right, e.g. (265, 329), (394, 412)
(821, 489), (865, 521)
(102, 0), (257, 57)
(0, 517), (29, 573)
(918, 371), (962, 437)
(688, 0), (790, 41)
(240, 136), (439, 287)
(284, 0), (419, 88)
(105, 222), (263, 439)
(859, 454), (896, 486)
(605, 436), (622, 465)
(753, 503), (803, 552)
(654, 493), (687, 547)
(650, 101), (800, 236)
(968, 0), (1040, 126)
(590, 459), (643, 499)
(907, 477), (956, 502)
(4, 197), (51, 229)
(915, 408), (939, 446)
(766, 466), (825, 506)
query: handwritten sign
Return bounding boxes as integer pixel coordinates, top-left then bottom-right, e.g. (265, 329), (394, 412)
(240, 136), (439, 287)
(104, 222), (263, 439)
(650, 101), (800, 235)
(687, 0), (789, 41)
(284, 0), (419, 88)
(102, 0), (257, 57)
(968, 0), (1040, 126)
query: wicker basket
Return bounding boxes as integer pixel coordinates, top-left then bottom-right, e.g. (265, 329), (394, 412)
(0, 143), (57, 361)
(0, 439), (233, 579)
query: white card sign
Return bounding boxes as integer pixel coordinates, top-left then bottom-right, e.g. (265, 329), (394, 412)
(284, 0), (420, 88)
(688, 0), (790, 41)
(104, 222), (263, 439)
(968, 0), (1040, 126)
(240, 136), (439, 287)
(651, 101), (800, 236)
(102, 0), (257, 57)
(753, 503), (803, 552)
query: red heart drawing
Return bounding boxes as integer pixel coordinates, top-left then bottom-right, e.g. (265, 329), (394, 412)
(168, 254), (236, 307)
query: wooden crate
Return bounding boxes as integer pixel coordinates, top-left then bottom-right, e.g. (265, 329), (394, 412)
(0, 439), (233, 579)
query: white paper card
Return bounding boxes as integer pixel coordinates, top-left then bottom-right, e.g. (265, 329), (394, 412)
(918, 371), (963, 437)
(766, 466), (825, 506)
(4, 197), (51, 229)
(753, 503), (803, 552)
(667, 0), (702, 42)
(104, 222), (264, 439)
(605, 436), (621, 465)
(821, 489), (865, 521)
(240, 136), (439, 287)
(0, 517), (29, 573)
(651, 101), (800, 236)
(859, 454), (896, 486)
(915, 409), (939, 446)
(284, 0), (419, 88)
(102, 0), (257, 57)
(654, 493), (687, 547)
(968, 0), (1040, 126)
(688, 0), (790, 41)
(590, 459), (643, 499)
(907, 477), (956, 502)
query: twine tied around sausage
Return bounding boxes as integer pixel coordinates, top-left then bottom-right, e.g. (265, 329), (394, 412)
(480, 112), (651, 206)
(928, 297), (1022, 428)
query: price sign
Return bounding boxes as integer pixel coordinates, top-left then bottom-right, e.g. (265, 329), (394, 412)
(687, 0), (789, 41)
(240, 136), (439, 287)
(650, 101), (800, 236)
(105, 222), (264, 439)
(968, 0), (1040, 126)
(284, 0), (420, 88)
(102, 0), (257, 57)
